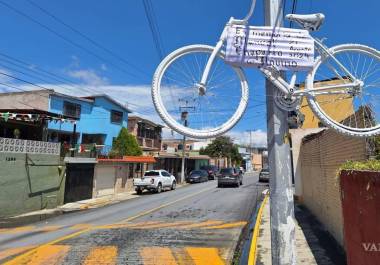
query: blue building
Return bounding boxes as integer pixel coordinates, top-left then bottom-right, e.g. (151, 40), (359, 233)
(0, 89), (131, 147)
(47, 92), (131, 147)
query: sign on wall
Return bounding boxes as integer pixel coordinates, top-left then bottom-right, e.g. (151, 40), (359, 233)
(225, 25), (314, 71)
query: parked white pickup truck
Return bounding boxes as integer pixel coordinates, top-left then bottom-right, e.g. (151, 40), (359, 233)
(133, 170), (176, 194)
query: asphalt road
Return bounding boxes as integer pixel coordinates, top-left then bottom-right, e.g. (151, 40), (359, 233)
(0, 172), (264, 265)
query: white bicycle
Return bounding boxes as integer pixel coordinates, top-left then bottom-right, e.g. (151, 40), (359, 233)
(152, 0), (380, 139)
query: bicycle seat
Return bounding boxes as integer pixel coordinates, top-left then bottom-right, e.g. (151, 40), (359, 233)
(285, 13), (325, 31)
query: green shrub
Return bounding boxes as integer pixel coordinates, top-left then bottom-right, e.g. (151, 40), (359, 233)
(339, 160), (380, 172)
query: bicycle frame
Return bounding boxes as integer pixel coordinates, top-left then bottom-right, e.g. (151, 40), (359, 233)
(199, 17), (361, 98)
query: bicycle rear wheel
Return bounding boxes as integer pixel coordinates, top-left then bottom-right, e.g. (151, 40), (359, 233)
(152, 44), (249, 139)
(307, 44), (380, 137)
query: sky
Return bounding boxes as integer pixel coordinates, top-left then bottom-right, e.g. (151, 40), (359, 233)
(0, 0), (378, 147)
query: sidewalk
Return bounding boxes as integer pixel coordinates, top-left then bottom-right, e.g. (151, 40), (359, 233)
(0, 183), (188, 227)
(255, 198), (344, 265)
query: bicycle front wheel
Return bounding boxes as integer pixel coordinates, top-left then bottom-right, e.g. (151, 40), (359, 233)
(307, 44), (380, 137)
(152, 45), (249, 139)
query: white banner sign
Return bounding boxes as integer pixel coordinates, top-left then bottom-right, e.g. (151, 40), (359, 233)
(225, 25), (314, 71)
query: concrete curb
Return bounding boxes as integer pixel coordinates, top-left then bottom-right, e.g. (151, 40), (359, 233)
(248, 189), (269, 265)
(0, 183), (190, 227)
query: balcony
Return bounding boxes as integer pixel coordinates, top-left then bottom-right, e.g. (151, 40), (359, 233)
(137, 137), (161, 150)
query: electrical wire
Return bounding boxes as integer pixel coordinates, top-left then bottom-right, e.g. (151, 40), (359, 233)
(142, 0), (165, 60)
(0, 0), (142, 80)
(25, 0), (149, 79)
(289, 0), (298, 28)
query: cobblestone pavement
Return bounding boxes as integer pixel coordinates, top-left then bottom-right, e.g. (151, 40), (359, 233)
(0, 172), (263, 264)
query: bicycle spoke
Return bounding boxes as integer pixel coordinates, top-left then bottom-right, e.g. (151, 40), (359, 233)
(311, 46), (380, 133)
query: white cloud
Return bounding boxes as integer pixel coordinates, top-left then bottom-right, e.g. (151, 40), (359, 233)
(0, 68), (14, 83)
(227, 129), (267, 147)
(67, 69), (109, 86)
(100, 64), (107, 71)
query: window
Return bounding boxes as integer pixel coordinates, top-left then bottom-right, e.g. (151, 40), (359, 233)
(63, 101), (81, 118)
(111, 110), (123, 124)
(162, 171), (171, 177)
(82, 134), (105, 145)
(144, 171), (159, 177)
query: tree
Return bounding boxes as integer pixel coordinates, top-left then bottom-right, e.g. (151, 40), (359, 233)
(201, 136), (243, 166)
(111, 127), (142, 156)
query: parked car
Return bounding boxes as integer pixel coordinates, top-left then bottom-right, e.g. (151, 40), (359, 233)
(200, 165), (219, 180)
(217, 167), (243, 187)
(186, 170), (209, 183)
(259, 167), (270, 182)
(133, 170), (176, 194)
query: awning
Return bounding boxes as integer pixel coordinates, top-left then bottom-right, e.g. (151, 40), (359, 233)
(97, 156), (156, 164)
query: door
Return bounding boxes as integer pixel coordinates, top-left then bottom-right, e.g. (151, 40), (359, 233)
(162, 171), (171, 187)
(64, 163), (94, 203)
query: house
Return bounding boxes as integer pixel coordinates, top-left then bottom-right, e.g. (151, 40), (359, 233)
(0, 90), (131, 149)
(128, 115), (163, 155)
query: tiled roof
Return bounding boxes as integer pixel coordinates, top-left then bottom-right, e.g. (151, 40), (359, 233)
(97, 156), (156, 163)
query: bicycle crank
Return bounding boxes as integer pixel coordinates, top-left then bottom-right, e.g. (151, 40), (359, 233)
(273, 88), (301, 112)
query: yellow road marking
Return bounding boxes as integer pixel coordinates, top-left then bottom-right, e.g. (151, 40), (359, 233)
(119, 186), (215, 223)
(178, 220), (224, 229)
(0, 226), (35, 234)
(135, 221), (192, 229)
(0, 246), (36, 261)
(4, 245), (70, 265)
(83, 246), (117, 265)
(248, 193), (269, 265)
(171, 248), (193, 265)
(186, 247), (225, 265)
(140, 247), (177, 265)
(5, 186), (215, 263)
(37, 226), (62, 232)
(70, 223), (93, 230)
(97, 221), (163, 230)
(201, 221), (247, 230)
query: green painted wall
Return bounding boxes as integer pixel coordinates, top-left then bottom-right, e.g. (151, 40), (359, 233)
(0, 153), (66, 218)
(195, 159), (209, 170)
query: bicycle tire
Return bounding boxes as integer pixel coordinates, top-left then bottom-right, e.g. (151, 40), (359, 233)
(307, 44), (380, 137)
(152, 44), (249, 139)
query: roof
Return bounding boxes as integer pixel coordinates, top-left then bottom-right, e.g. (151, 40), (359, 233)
(82, 94), (132, 113)
(128, 115), (164, 128)
(64, 157), (98, 164)
(155, 152), (210, 160)
(0, 89), (94, 103)
(0, 108), (79, 120)
(97, 156), (156, 164)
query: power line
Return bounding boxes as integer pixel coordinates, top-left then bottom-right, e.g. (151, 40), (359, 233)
(0, 0), (142, 80)
(0, 52), (93, 93)
(142, 0), (165, 60)
(0, 53), (160, 116)
(289, 0), (298, 28)
(0, 71), (52, 91)
(25, 0), (149, 78)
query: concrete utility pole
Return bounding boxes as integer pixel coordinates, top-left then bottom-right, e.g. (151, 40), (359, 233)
(246, 129), (254, 171)
(264, 0), (296, 264)
(179, 99), (195, 184)
(180, 111), (188, 184)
